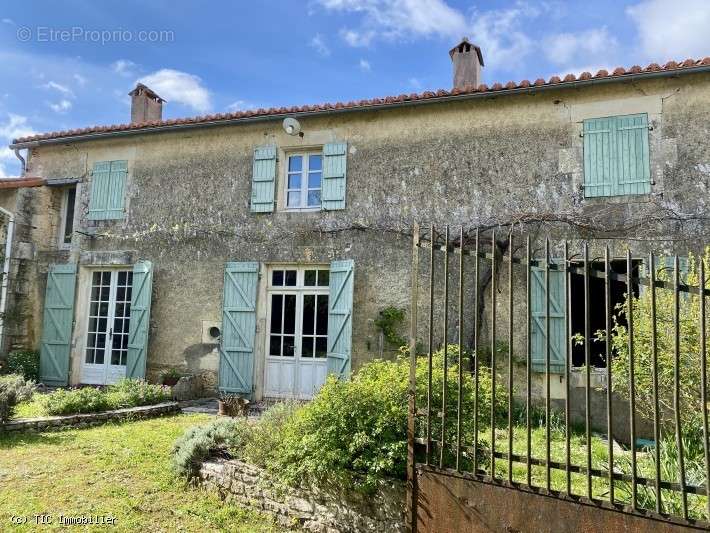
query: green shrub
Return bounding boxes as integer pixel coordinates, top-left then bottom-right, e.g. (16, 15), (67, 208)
(4, 351), (40, 382)
(105, 379), (172, 409)
(242, 401), (299, 468)
(0, 374), (35, 422)
(172, 417), (251, 479)
(268, 345), (505, 491)
(38, 379), (172, 416)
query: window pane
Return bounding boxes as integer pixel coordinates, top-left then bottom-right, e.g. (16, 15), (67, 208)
(309, 154), (322, 171)
(283, 336), (295, 357)
(101, 286), (110, 300)
(303, 294), (315, 334)
(315, 337), (328, 358)
(308, 172), (321, 189)
(92, 271), (102, 285)
(285, 270), (297, 286)
(269, 335), (281, 356)
(302, 337), (314, 357)
(111, 350), (121, 365)
(117, 287), (125, 302)
(85, 349), (94, 364)
(288, 155), (302, 172)
(307, 190), (321, 207)
(316, 295), (329, 335)
(88, 318), (98, 333)
(272, 270), (284, 286)
(118, 271), (127, 285)
(98, 318), (107, 333)
(121, 352), (127, 366)
(87, 333), (96, 348)
(127, 272), (133, 285)
(95, 349), (104, 365)
(287, 191), (301, 207)
(121, 336), (128, 350)
(304, 270), (317, 286)
(284, 294), (296, 333)
(270, 294), (283, 334)
(317, 270), (329, 287)
(287, 173), (301, 190)
(102, 272), (111, 284)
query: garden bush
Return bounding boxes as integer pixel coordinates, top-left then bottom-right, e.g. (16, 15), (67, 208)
(3, 350), (40, 382)
(172, 417), (251, 480)
(38, 379), (172, 416)
(0, 374), (35, 422)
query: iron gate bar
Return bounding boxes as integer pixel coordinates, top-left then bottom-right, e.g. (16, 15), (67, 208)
(407, 223), (419, 533)
(674, 255), (689, 519)
(414, 463), (710, 531)
(701, 259), (710, 522)
(584, 243), (592, 499)
(426, 224), (435, 466)
(605, 246), (615, 504)
(565, 242), (572, 495)
(626, 248), (638, 509)
(545, 238), (552, 491)
(650, 252), (662, 513)
(507, 232), (514, 484)
(417, 240), (710, 297)
(456, 226), (464, 471)
(490, 229), (497, 480)
(439, 226), (449, 469)
(526, 236), (532, 487)
(473, 228), (480, 474)
(416, 438), (710, 496)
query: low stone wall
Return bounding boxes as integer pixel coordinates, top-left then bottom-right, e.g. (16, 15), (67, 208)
(198, 459), (406, 532)
(0, 402), (180, 433)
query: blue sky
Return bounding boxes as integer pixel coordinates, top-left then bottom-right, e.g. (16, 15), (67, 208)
(1, 0), (709, 177)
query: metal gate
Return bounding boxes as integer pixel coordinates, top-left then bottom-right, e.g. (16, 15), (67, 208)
(406, 224), (710, 532)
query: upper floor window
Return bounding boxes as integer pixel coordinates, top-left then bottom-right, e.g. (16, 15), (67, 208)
(88, 160), (127, 220)
(58, 185), (76, 248)
(583, 113), (651, 198)
(286, 153), (322, 209)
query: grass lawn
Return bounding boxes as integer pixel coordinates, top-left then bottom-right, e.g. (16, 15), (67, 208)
(0, 413), (282, 532)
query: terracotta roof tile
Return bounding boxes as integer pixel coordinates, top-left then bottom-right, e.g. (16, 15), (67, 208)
(11, 56), (710, 145)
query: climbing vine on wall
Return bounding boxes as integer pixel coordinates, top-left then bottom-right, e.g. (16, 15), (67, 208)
(374, 306), (407, 348)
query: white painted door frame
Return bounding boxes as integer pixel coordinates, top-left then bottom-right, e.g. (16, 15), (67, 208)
(80, 269), (132, 385)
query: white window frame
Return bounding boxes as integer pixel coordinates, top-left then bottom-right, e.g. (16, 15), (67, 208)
(284, 151), (323, 211)
(58, 185), (77, 249)
(265, 266), (330, 360)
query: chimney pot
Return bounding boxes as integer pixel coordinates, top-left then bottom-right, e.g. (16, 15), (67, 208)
(450, 38), (484, 91)
(129, 83), (165, 124)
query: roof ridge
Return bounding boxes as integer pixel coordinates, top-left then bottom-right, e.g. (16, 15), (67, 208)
(12, 56), (710, 145)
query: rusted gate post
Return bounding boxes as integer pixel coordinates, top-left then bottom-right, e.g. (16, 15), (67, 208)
(407, 223), (420, 533)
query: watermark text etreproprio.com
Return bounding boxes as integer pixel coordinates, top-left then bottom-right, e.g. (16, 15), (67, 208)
(16, 26), (174, 44)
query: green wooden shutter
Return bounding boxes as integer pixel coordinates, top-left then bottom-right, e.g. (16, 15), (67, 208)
(250, 146), (277, 213)
(583, 114), (650, 198)
(88, 160), (127, 220)
(327, 259), (354, 378)
(126, 260), (153, 379)
(322, 142), (347, 211)
(530, 262), (565, 373)
(39, 263), (77, 386)
(219, 262), (258, 395)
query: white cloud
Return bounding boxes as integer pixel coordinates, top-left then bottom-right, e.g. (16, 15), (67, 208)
(112, 59), (138, 77)
(318, 0), (466, 45)
(49, 99), (73, 113)
(1, 18), (14, 25)
(544, 27), (617, 66)
(73, 73), (87, 86)
(42, 81), (74, 98)
(469, 3), (539, 69)
(358, 58), (371, 72)
(408, 77), (423, 89)
(310, 34), (331, 57)
(137, 69), (211, 113)
(627, 0), (710, 60)
(226, 100), (259, 112)
(0, 114), (36, 179)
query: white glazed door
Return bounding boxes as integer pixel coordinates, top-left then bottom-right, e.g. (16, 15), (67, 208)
(81, 270), (133, 385)
(264, 268), (329, 399)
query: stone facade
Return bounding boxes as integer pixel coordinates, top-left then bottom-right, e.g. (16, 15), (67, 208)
(1, 66), (710, 400)
(198, 459), (405, 532)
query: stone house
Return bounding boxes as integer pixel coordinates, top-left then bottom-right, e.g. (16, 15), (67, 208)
(2, 40), (709, 402)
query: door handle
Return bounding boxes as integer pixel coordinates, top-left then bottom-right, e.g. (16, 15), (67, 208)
(109, 328), (113, 339)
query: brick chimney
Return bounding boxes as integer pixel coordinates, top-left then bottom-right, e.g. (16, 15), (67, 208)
(450, 38), (484, 90)
(129, 83), (165, 123)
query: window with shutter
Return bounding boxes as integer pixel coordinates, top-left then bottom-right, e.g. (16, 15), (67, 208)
(88, 160), (128, 220)
(250, 146), (277, 213)
(322, 142), (347, 211)
(530, 262), (566, 374)
(583, 113), (651, 198)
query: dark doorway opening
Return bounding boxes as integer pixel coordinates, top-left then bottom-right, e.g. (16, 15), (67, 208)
(569, 259), (640, 368)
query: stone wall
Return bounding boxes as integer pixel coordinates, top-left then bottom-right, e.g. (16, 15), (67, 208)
(0, 401), (179, 433)
(198, 459), (406, 532)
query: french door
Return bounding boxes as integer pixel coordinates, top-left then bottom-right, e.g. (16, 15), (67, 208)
(81, 270), (133, 385)
(264, 267), (329, 399)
